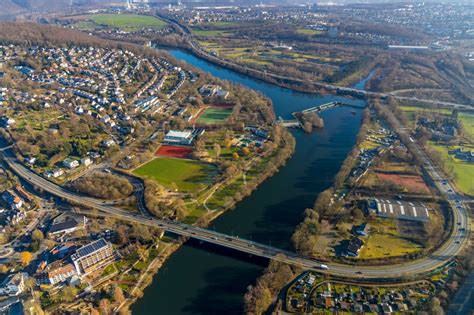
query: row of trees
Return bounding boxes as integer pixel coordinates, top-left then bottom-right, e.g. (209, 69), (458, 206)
(143, 179), (187, 220)
(73, 173), (133, 200)
(244, 258), (298, 314)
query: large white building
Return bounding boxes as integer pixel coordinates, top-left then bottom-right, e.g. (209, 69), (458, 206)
(164, 130), (194, 145)
(71, 238), (115, 275)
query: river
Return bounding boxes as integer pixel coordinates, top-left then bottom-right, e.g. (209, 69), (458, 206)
(132, 49), (367, 314)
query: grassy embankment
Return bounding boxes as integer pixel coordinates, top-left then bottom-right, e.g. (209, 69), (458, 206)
(74, 14), (167, 32)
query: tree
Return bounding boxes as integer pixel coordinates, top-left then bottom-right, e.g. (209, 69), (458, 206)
(31, 229), (44, 242)
(430, 297), (444, 315)
(20, 251), (33, 266)
(232, 152), (240, 160)
(242, 147), (250, 156)
(213, 143), (221, 159)
(61, 285), (78, 303)
(99, 299), (110, 315)
(224, 138), (232, 149)
(114, 286), (125, 304)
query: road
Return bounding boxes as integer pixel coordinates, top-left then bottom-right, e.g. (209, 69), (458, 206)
(157, 13), (473, 111)
(1, 148), (470, 280)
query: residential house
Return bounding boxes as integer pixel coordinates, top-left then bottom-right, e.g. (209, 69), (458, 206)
(0, 273), (26, 297)
(2, 190), (22, 210)
(48, 214), (87, 236)
(80, 157), (92, 167)
(63, 159), (79, 169)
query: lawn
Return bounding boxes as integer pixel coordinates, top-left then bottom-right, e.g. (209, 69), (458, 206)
(196, 107), (232, 124)
(357, 218), (422, 259)
(90, 14), (167, 31)
(428, 142), (474, 195)
(133, 158), (217, 192)
(358, 233), (422, 259)
(459, 112), (474, 140)
(296, 28), (322, 35)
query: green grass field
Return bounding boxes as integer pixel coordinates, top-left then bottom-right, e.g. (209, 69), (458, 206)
(133, 158), (217, 192)
(429, 143), (474, 195)
(196, 107), (232, 124)
(296, 28), (322, 35)
(90, 14), (167, 31)
(459, 112), (474, 140)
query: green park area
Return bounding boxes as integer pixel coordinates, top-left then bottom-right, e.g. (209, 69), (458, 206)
(133, 157), (217, 192)
(88, 14), (167, 31)
(296, 28), (322, 35)
(428, 143), (474, 195)
(357, 218), (422, 259)
(196, 107), (232, 124)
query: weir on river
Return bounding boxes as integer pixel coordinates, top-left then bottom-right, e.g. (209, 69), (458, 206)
(132, 49), (369, 315)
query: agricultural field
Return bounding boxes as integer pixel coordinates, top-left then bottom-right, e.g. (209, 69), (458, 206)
(196, 107), (232, 124)
(428, 142), (474, 195)
(199, 41), (343, 66)
(84, 14), (167, 32)
(192, 29), (232, 37)
(133, 157), (218, 192)
(375, 172), (430, 194)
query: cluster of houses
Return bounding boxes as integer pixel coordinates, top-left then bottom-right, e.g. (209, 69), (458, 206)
(0, 237), (115, 297)
(312, 283), (427, 314)
(41, 153), (96, 179)
(0, 188), (30, 228)
(0, 44), (200, 168)
(417, 116), (459, 142)
(351, 126), (396, 181)
(0, 212), (114, 298)
(448, 147), (474, 163)
(287, 271), (431, 314)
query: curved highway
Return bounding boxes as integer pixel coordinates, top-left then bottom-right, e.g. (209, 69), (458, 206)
(2, 148), (470, 280)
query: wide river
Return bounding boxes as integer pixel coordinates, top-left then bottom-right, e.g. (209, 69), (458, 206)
(132, 49), (366, 314)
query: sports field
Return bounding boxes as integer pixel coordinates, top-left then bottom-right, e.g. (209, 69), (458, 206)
(196, 107), (232, 124)
(155, 145), (192, 159)
(133, 158), (217, 192)
(90, 14), (167, 31)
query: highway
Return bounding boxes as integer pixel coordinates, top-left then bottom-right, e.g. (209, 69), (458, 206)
(2, 147), (470, 280)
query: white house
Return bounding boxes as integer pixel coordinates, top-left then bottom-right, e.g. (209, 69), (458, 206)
(63, 159), (79, 169)
(80, 157), (92, 166)
(25, 156), (36, 165)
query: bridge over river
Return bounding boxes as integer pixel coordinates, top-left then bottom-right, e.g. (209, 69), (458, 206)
(278, 101), (364, 128)
(1, 147), (469, 281)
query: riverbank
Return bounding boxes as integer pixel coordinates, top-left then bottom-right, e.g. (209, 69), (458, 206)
(155, 42), (374, 99)
(131, 49), (364, 314)
(121, 128), (296, 312)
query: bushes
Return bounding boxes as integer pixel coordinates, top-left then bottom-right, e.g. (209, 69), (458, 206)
(72, 173), (133, 200)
